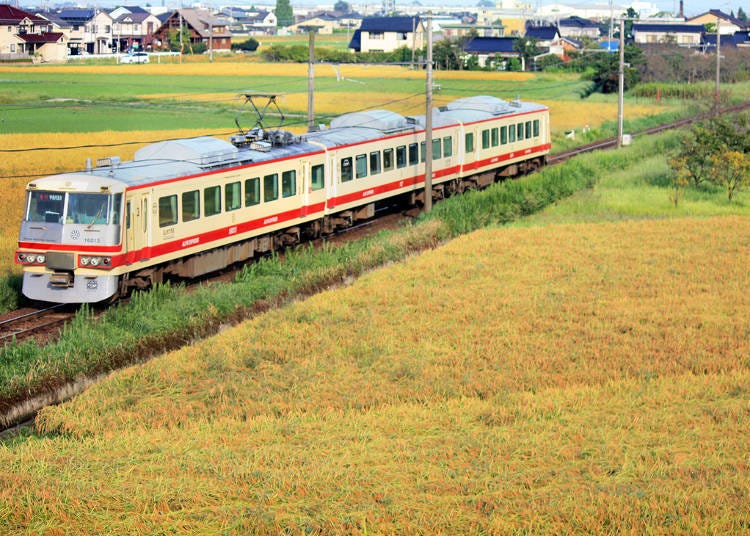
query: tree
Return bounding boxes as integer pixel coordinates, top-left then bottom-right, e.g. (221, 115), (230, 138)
(512, 37), (540, 71)
(275, 0), (294, 27)
(334, 0), (350, 12)
(710, 150), (750, 200)
(738, 7), (748, 21)
(589, 45), (644, 93)
(232, 37), (260, 52)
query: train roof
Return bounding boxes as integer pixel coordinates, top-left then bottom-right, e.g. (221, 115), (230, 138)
(27, 96), (547, 191)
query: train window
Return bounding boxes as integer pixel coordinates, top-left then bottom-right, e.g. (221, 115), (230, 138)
(65, 193), (110, 225)
(465, 132), (474, 153)
(158, 194), (177, 228)
(225, 181), (241, 211)
(204, 185), (221, 216)
(443, 136), (453, 157)
(383, 148), (394, 171)
(525, 121), (532, 139)
(282, 170), (296, 198)
(432, 139), (441, 160)
(501, 126), (507, 145)
(341, 157), (353, 182)
(491, 128), (499, 147)
(126, 201), (131, 229)
(482, 129), (490, 149)
(509, 125), (516, 143)
(112, 193), (122, 225)
(182, 190), (200, 222)
(517, 123), (524, 141)
(408, 143), (418, 165)
(369, 151), (381, 175)
(533, 119), (540, 137)
(311, 164), (325, 191)
(396, 146), (407, 168)
(355, 154), (367, 179)
(264, 173), (278, 202)
(245, 177), (260, 206)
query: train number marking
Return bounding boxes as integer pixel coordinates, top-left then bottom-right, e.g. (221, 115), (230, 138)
(182, 237), (200, 248)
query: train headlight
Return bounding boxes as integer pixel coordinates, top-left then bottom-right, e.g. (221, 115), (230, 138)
(27, 254), (38, 263)
(36, 255), (45, 264)
(90, 257), (100, 267)
(17, 253), (27, 263)
(80, 256), (90, 266)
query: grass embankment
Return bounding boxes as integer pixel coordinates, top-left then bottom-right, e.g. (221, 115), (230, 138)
(0, 131), (689, 415)
(2, 214), (747, 531)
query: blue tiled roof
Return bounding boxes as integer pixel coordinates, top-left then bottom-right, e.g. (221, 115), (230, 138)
(463, 37), (516, 53)
(348, 29), (361, 51)
(525, 26), (558, 40)
(360, 16), (419, 33)
(559, 16), (599, 28)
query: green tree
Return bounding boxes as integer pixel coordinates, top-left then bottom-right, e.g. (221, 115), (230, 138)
(738, 7), (748, 21)
(232, 37), (260, 52)
(590, 45), (644, 93)
(512, 37), (540, 71)
(275, 0), (294, 27)
(166, 26), (192, 52)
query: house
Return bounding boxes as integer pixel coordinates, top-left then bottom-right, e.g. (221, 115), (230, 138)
(524, 24), (559, 47)
(687, 9), (749, 35)
(109, 7), (161, 52)
(152, 9), (232, 52)
(0, 4), (67, 62)
(548, 36), (582, 60)
(558, 16), (600, 39)
(221, 7), (276, 36)
(349, 16), (425, 53)
(462, 36), (520, 69)
(442, 23), (506, 39)
(702, 31), (750, 50)
(631, 23), (703, 46)
(287, 13), (338, 35)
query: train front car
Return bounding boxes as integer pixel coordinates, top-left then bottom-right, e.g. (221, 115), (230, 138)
(16, 174), (126, 303)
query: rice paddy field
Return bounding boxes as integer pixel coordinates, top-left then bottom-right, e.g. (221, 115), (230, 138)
(1, 213), (747, 534)
(0, 60), (747, 533)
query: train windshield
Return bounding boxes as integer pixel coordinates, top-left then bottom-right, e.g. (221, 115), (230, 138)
(26, 191), (122, 225)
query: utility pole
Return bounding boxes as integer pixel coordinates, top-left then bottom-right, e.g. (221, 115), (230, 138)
(715, 18), (721, 116)
(308, 30), (315, 131)
(424, 15), (433, 213)
(617, 18), (625, 148)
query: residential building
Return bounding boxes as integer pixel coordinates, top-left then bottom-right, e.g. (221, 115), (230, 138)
(462, 36), (520, 69)
(349, 16), (425, 53)
(631, 23), (704, 46)
(687, 9), (749, 34)
(0, 4), (67, 62)
(152, 9), (232, 52)
(558, 16), (600, 39)
(109, 6), (161, 52)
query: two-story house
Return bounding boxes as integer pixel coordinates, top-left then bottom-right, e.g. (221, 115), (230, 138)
(631, 23), (704, 46)
(109, 6), (161, 52)
(1, 4), (67, 62)
(152, 9), (232, 52)
(349, 16), (425, 53)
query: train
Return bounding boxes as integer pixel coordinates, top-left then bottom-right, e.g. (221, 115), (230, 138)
(16, 95), (550, 304)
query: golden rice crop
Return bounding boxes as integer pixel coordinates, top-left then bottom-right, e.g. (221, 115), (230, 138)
(0, 62), (535, 81)
(8, 216), (746, 534)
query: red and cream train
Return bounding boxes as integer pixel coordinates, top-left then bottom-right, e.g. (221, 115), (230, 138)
(16, 95), (550, 303)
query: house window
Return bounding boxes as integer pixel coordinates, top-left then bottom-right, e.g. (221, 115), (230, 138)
(370, 31), (384, 40)
(9, 44), (15, 53)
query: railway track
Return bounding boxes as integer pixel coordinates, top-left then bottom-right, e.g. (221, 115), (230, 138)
(0, 304), (75, 346)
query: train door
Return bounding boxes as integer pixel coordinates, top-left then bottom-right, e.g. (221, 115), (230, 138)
(300, 158), (327, 218)
(125, 191), (150, 262)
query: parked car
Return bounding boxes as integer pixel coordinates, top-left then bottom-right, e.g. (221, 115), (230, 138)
(120, 52), (149, 64)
